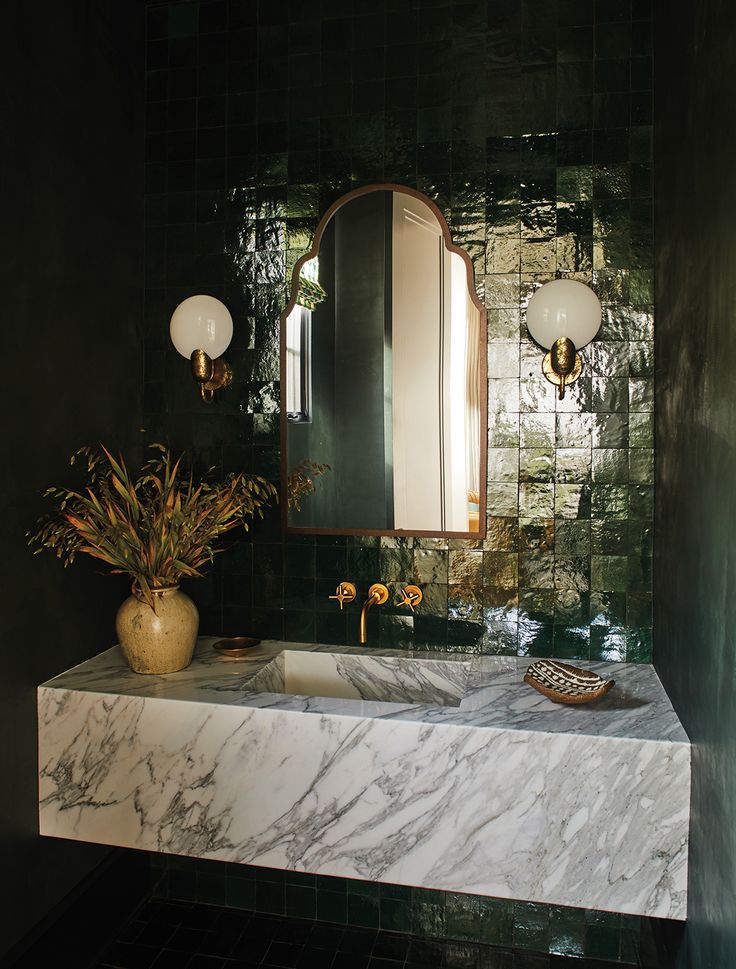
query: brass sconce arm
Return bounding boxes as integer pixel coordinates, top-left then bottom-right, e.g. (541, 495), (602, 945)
(190, 349), (233, 403)
(542, 337), (583, 400)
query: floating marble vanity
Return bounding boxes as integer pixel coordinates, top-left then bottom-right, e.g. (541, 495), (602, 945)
(38, 639), (690, 920)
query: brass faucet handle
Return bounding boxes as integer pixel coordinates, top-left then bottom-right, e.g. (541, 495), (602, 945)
(329, 581), (357, 610)
(397, 584), (423, 612)
(367, 582), (389, 605)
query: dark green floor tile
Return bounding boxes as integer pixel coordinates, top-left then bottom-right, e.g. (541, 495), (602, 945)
(380, 897), (412, 933)
(586, 923), (622, 959)
(256, 880), (285, 915)
(226, 876), (256, 910)
(347, 891), (380, 928)
(317, 890), (348, 923)
(285, 884), (316, 920)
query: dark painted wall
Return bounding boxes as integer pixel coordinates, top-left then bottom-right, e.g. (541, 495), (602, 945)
(654, 2), (736, 967)
(0, 2), (144, 957)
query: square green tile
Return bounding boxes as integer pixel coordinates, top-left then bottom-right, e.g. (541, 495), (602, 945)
(444, 893), (479, 940)
(316, 890), (347, 923)
(512, 901), (550, 951)
(629, 447), (654, 483)
(197, 873), (228, 906)
(590, 625), (627, 660)
(520, 412), (556, 447)
(586, 923), (621, 960)
(593, 412), (629, 448)
(556, 413), (593, 447)
(553, 624), (591, 657)
(348, 892), (379, 928)
(592, 448), (629, 483)
(478, 898), (513, 946)
(629, 411), (653, 447)
(555, 483), (591, 519)
(520, 448), (554, 482)
(255, 880), (285, 914)
(591, 554), (629, 591)
(519, 483), (555, 519)
(555, 590), (590, 625)
(412, 899), (446, 938)
(380, 897), (412, 933)
(483, 552), (519, 589)
(626, 627), (653, 662)
(285, 884), (316, 919)
(556, 447), (592, 482)
(550, 920), (586, 957)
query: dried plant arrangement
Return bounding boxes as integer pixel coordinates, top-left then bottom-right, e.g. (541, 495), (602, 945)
(28, 443), (277, 610)
(287, 459), (331, 511)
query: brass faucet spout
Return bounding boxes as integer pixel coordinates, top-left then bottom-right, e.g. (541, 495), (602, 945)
(359, 583), (389, 644)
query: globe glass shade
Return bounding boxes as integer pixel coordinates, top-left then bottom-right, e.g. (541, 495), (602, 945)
(170, 295), (233, 359)
(526, 279), (602, 351)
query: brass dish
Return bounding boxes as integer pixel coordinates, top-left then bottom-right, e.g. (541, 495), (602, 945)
(213, 636), (261, 658)
(524, 660), (615, 705)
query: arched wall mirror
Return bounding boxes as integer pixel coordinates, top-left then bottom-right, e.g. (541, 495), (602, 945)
(280, 184), (487, 538)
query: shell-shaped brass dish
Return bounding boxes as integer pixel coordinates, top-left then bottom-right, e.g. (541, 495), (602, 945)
(524, 660), (615, 705)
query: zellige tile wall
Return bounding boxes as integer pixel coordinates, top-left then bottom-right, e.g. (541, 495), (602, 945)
(143, 0), (653, 662)
(143, 1), (656, 957)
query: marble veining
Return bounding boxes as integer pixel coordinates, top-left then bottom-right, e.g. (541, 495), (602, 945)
(38, 639), (690, 919)
(247, 650), (470, 707)
(44, 639), (689, 743)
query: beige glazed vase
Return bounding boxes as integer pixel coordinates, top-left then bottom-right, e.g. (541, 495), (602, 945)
(115, 585), (199, 674)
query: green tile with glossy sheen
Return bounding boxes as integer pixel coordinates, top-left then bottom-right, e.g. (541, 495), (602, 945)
(380, 897), (413, 932)
(145, 2), (654, 958)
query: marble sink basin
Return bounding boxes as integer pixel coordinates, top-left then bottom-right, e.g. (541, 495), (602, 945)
(38, 639), (691, 919)
(245, 649), (470, 707)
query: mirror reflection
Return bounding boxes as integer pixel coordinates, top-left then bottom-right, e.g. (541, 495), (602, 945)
(282, 186), (485, 536)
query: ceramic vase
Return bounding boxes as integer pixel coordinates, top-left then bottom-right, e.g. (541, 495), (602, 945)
(115, 585), (199, 674)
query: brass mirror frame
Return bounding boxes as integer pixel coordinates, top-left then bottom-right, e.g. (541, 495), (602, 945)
(280, 183), (488, 540)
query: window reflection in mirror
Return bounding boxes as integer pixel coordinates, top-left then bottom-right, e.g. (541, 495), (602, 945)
(281, 185), (486, 537)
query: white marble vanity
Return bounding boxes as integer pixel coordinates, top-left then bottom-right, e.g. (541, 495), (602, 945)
(38, 639), (690, 920)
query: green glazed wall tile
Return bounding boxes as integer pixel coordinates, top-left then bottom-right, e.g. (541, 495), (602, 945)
(145, 3), (654, 957)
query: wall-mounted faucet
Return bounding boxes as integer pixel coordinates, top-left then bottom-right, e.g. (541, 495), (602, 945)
(359, 582), (389, 644)
(328, 581), (420, 645)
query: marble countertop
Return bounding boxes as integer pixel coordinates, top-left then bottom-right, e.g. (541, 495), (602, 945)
(39, 638), (690, 919)
(43, 637), (689, 746)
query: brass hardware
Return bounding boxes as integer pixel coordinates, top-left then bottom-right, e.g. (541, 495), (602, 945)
(191, 349), (233, 404)
(542, 337), (583, 400)
(213, 636), (261, 657)
(397, 584), (423, 612)
(359, 582), (389, 644)
(329, 581), (357, 610)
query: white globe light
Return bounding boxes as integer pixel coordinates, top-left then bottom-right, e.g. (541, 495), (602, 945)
(526, 279), (602, 350)
(169, 295), (233, 359)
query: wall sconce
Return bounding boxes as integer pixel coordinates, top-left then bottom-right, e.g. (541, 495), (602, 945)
(169, 295), (233, 403)
(526, 279), (602, 399)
